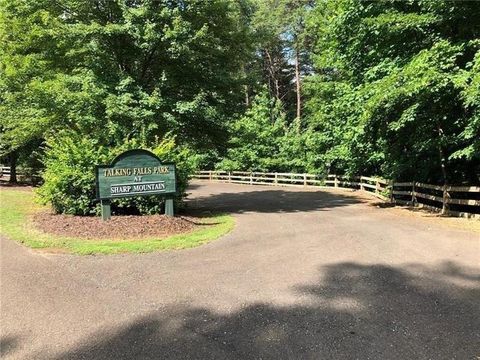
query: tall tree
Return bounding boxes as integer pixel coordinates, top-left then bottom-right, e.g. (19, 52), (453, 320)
(285, 0), (312, 123)
(251, 0), (311, 122)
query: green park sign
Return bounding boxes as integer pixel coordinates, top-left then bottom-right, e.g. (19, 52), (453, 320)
(96, 149), (177, 220)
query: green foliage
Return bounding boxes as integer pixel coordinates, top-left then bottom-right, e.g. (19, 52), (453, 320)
(453, 49), (480, 162)
(218, 88), (313, 173)
(216, 0), (480, 184)
(0, 0), (252, 212)
(0, 0), (251, 151)
(218, 88), (285, 171)
(0, 5), (249, 161)
(2, 0), (480, 201)
(250, 0), (311, 118)
(37, 132), (111, 215)
(303, 0), (480, 183)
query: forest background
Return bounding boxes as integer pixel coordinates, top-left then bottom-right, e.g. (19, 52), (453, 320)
(1, 0), (479, 214)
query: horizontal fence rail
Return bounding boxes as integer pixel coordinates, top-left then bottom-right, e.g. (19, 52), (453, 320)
(0, 166), (11, 177)
(191, 170), (480, 219)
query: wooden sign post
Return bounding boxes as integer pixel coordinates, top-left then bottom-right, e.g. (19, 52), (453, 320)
(95, 149), (177, 220)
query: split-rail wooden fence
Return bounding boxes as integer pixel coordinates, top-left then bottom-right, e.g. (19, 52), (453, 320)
(191, 170), (480, 219)
(0, 166), (11, 177)
(0, 166), (41, 183)
(2, 166), (478, 218)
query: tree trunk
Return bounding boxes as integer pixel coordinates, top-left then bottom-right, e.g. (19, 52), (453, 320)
(9, 151), (18, 184)
(436, 124), (448, 185)
(295, 43), (301, 126)
(264, 49), (281, 101)
(243, 64), (250, 108)
(438, 144), (448, 185)
(275, 78), (281, 102)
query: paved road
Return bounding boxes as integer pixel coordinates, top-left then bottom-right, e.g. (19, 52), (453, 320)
(1, 181), (479, 359)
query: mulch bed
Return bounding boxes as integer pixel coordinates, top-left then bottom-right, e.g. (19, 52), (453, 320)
(32, 211), (204, 240)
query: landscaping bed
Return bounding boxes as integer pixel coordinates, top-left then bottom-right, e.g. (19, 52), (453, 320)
(0, 187), (234, 254)
(33, 212), (200, 240)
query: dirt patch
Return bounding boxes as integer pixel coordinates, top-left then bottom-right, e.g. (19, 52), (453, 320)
(32, 211), (205, 240)
(383, 205), (480, 233)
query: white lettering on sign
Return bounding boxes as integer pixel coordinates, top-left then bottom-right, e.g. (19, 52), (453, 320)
(110, 181), (166, 196)
(110, 185), (132, 194)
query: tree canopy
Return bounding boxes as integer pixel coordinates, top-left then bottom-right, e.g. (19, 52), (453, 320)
(0, 0), (251, 160)
(304, 0), (480, 182)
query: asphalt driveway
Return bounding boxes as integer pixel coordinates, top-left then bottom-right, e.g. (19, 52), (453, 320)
(1, 181), (479, 359)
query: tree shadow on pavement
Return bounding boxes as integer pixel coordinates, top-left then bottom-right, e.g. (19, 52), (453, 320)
(186, 189), (362, 214)
(49, 261), (480, 360)
(0, 335), (21, 358)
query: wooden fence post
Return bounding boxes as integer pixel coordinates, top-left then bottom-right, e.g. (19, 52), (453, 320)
(303, 173), (307, 186)
(442, 185), (449, 215)
(334, 175), (338, 188)
(209, 170), (212, 181)
(360, 176), (364, 191)
(228, 171), (231, 183)
(390, 180), (395, 203)
(250, 172), (253, 185)
(274, 172), (278, 185)
(411, 182), (416, 206)
(375, 179), (380, 195)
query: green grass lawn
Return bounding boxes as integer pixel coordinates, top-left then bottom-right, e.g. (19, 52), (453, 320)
(0, 188), (234, 255)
